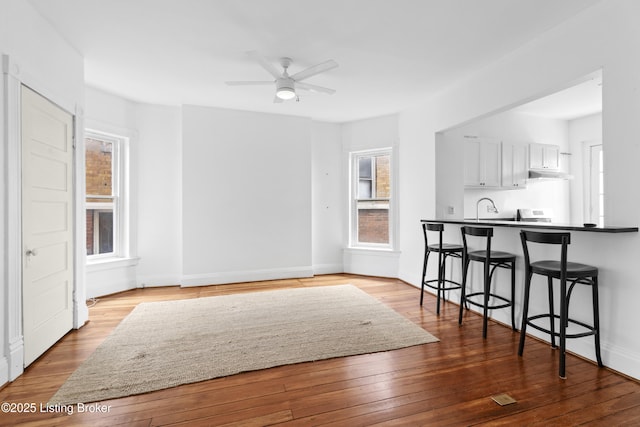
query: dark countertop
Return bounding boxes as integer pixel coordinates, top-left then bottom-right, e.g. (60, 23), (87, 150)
(421, 219), (638, 233)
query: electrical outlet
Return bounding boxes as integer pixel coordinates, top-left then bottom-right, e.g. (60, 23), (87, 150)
(447, 206), (455, 215)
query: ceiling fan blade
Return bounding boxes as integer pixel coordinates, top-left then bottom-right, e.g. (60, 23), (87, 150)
(296, 81), (336, 95)
(247, 50), (282, 79)
(225, 81), (273, 86)
(291, 59), (338, 82)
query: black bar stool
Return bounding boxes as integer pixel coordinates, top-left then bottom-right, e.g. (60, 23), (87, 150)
(420, 222), (463, 315)
(458, 226), (517, 338)
(518, 230), (603, 379)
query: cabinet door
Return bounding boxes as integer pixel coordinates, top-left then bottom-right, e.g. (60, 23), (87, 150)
(502, 144), (515, 187)
(482, 140), (501, 187)
(530, 143), (560, 169)
(463, 139), (501, 187)
(512, 144), (528, 187)
(463, 139), (482, 186)
(529, 143), (544, 169)
(543, 145), (559, 169)
(503, 143), (528, 188)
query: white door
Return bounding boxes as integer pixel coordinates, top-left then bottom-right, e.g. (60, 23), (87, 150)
(21, 86), (74, 366)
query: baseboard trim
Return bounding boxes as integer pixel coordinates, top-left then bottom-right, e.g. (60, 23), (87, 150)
(86, 279), (137, 299)
(312, 263), (344, 275)
(0, 356), (8, 387)
(181, 266), (314, 287)
(8, 338), (23, 381)
(137, 275), (181, 288)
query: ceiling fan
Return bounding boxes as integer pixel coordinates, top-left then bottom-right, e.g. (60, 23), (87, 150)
(225, 51), (338, 103)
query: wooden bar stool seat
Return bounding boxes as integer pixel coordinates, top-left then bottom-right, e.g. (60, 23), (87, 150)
(518, 230), (603, 379)
(420, 222), (463, 315)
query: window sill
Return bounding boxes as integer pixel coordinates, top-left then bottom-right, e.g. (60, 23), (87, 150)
(344, 247), (400, 255)
(87, 256), (140, 273)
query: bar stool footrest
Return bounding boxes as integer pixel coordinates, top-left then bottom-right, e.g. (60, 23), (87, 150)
(526, 313), (597, 339)
(465, 292), (512, 310)
(423, 279), (463, 292)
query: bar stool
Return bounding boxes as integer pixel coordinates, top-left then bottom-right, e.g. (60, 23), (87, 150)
(420, 222), (463, 315)
(458, 226), (517, 338)
(518, 230), (603, 379)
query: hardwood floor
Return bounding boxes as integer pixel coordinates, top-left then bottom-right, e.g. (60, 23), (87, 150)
(1, 274), (639, 426)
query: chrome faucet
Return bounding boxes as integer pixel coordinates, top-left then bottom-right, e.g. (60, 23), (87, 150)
(476, 197), (499, 222)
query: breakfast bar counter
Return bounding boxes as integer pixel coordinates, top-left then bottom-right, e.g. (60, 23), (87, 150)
(418, 218), (639, 377)
(420, 219), (638, 233)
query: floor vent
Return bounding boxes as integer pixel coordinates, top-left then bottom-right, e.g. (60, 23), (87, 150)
(491, 393), (517, 406)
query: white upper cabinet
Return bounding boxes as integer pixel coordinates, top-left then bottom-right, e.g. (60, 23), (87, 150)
(463, 138), (501, 188)
(502, 143), (528, 189)
(529, 143), (559, 169)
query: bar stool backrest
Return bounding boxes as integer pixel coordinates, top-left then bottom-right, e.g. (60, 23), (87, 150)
(461, 226), (493, 255)
(425, 222), (444, 232)
(520, 230), (570, 277)
(422, 222), (444, 250)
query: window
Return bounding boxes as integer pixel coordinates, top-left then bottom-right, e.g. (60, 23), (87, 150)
(85, 131), (125, 258)
(350, 149), (392, 248)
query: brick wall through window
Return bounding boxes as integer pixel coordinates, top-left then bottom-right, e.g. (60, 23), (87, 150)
(358, 209), (389, 244)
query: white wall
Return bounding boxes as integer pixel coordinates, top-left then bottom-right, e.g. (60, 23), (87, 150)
(85, 87), (138, 131)
(135, 104), (182, 287)
(398, 103), (439, 285)
(1, 0), (85, 384)
(0, 1), (83, 107)
(181, 106), (313, 285)
(397, 0), (640, 379)
(342, 114), (398, 152)
(311, 122), (344, 274)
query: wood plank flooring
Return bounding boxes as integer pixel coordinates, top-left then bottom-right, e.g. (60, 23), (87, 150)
(1, 274), (639, 426)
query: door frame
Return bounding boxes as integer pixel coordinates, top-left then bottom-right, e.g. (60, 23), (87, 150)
(2, 54), (88, 382)
(581, 139), (604, 225)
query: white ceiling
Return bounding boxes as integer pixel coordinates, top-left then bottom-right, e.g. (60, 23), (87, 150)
(28, 0), (601, 123)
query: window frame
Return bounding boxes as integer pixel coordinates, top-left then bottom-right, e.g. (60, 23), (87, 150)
(85, 129), (126, 261)
(349, 148), (394, 250)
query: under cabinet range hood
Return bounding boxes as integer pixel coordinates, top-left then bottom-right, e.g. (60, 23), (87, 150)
(528, 169), (574, 180)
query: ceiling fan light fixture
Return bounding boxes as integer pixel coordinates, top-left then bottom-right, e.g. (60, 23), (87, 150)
(276, 87), (296, 100)
(276, 78), (296, 100)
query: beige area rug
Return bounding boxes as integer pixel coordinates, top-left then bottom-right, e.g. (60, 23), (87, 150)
(49, 284), (438, 404)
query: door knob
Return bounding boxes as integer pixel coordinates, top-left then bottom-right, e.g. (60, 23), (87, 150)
(26, 248), (38, 256)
